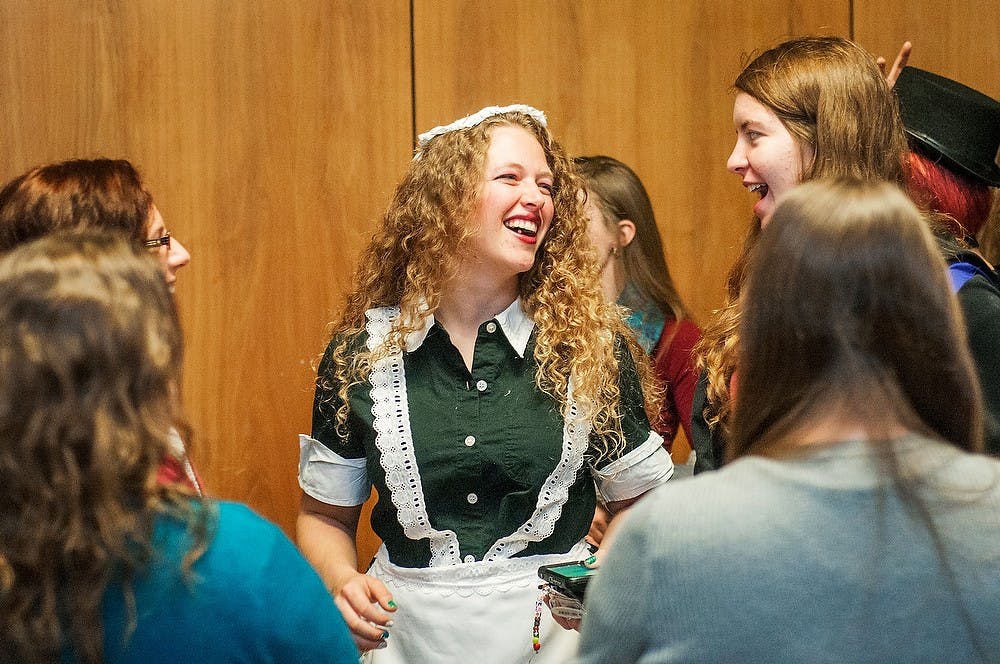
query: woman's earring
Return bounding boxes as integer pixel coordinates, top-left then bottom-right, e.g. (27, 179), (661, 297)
(609, 245), (620, 259)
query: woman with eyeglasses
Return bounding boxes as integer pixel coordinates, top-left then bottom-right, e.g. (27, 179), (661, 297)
(0, 158), (191, 289)
(0, 158), (199, 492)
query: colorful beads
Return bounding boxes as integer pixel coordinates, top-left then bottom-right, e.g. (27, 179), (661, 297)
(533, 589), (544, 652)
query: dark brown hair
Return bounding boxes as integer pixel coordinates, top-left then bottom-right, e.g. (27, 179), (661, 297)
(0, 158), (153, 251)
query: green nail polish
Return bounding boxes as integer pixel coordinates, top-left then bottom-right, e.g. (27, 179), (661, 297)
(584, 555), (598, 567)
(387, 600), (397, 609)
(381, 631), (390, 639)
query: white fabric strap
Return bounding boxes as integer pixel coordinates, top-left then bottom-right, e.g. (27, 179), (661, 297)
(366, 306), (463, 567)
(415, 104), (547, 154)
(298, 434), (371, 506)
(591, 431), (674, 503)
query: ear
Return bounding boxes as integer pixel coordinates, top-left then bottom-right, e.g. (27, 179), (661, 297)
(617, 219), (637, 248)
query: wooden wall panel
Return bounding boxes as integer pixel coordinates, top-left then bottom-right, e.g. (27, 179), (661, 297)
(413, 0), (850, 462)
(4, 0), (989, 564)
(855, 0), (1000, 99)
(0, 0), (413, 537)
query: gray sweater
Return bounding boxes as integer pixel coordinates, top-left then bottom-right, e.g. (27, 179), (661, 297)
(576, 436), (1000, 663)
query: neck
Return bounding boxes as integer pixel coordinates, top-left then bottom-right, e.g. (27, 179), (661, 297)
(763, 412), (912, 457)
(599, 250), (626, 302)
(436, 277), (518, 335)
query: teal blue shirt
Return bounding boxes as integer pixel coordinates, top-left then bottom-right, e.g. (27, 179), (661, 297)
(97, 502), (357, 663)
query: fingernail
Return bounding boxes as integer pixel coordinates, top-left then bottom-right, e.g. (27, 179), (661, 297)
(381, 631), (390, 639)
(583, 555), (599, 568)
(376, 641), (388, 649)
(385, 620), (394, 627)
(387, 600), (397, 609)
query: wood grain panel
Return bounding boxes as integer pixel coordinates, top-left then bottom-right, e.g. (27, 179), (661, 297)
(855, 0), (1000, 99)
(0, 0), (412, 540)
(414, 0), (850, 462)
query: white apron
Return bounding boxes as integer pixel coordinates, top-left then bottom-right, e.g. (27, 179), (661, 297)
(363, 542), (588, 663)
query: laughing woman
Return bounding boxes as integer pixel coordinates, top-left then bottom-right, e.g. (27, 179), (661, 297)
(297, 105), (673, 662)
(690, 36), (910, 472)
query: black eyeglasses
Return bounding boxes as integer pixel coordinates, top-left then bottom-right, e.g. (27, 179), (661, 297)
(143, 233), (171, 250)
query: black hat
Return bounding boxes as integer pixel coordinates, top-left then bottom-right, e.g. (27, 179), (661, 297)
(895, 66), (1000, 187)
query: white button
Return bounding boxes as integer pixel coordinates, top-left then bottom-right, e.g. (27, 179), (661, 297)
(464, 555), (475, 563)
(464, 435), (476, 447)
(476, 380), (488, 392)
(466, 493), (478, 504)
(486, 322), (497, 333)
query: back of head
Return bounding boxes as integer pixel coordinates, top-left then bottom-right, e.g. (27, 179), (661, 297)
(0, 230), (182, 662)
(0, 158), (152, 252)
(735, 36), (908, 188)
(574, 155), (687, 322)
(731, 177), (982, 458)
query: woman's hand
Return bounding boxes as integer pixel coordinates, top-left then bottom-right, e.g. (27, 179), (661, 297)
(585, 503), (611, 548)
(544, 588), (585, 631)
(334, 572), (397, 651)
(877, 41), (912, 86)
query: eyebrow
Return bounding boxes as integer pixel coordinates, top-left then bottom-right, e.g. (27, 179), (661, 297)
(491, 162), (554, 179)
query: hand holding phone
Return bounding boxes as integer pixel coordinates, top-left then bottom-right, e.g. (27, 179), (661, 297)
(537, 561), (597, 603)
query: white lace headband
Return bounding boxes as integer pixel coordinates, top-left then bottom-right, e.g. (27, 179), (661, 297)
(415, 104), (548, 157)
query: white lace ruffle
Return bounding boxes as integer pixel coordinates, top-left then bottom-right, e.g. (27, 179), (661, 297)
(367, 307), (461, 567)
(365, 306), (588, 567)
(415, 104), (547, 153)
(368, 542), (592, 597)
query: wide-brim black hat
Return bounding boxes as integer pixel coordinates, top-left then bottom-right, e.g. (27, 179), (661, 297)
(895, 66), (1000, 187)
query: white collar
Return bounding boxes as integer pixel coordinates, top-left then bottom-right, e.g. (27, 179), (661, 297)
(402, 298), (534, 357)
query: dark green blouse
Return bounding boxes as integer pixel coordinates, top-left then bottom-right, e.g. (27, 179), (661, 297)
(311, 304), (661, 568)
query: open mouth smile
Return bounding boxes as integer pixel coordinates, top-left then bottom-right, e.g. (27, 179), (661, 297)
(503, 217), (539, 238)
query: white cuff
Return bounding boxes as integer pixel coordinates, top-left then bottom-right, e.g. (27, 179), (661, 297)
(591, 431), (674, 503)
(298, 434), (371, 506)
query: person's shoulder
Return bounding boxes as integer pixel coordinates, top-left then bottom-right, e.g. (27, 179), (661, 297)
(626, 463), (756, 526)
(211, 500), (287, 546)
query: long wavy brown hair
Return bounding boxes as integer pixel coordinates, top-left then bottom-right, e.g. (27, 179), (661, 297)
(695, 36), (910, 434)
(320, 109), (658, 460)
(0, 232), (208, 663)
(0, 158), (153, 252)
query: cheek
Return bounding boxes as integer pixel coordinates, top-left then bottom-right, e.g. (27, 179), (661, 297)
(156, 249), (172, 273)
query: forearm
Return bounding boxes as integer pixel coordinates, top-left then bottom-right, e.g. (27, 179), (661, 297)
(296, 495), (364, 593)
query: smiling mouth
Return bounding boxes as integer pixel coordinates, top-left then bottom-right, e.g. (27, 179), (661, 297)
(504, 218), (538, 238)
(748, 183), (769, 199)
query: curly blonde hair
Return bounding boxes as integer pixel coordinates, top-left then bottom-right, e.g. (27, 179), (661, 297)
(321, 109), (658, 460)
(0, 232), (208, 663)
(695, 36), (909, 434)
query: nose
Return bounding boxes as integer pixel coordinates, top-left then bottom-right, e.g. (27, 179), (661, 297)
(169, 236), (191, 271)
(522, 182), (546, 210)
(727, 140), (747, 175)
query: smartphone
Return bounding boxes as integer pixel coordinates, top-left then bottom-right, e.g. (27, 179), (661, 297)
(537, 561), (597, 602)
